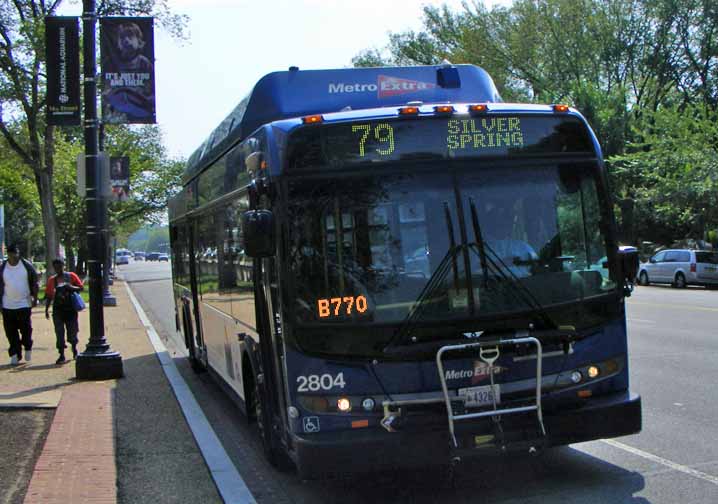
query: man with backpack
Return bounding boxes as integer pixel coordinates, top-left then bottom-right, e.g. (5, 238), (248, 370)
(0, 244), (39, 365)
(45, 258), (84, 364)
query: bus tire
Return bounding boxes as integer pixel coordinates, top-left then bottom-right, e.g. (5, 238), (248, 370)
(250, 371), (293, 472)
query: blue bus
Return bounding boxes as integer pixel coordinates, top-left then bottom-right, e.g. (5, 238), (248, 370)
(168, 64), (641, 478)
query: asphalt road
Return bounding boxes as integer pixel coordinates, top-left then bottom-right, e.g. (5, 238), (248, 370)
(119, 260), (718, 503)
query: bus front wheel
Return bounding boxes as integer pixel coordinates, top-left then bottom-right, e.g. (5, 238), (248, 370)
(250, 373), (293, 471)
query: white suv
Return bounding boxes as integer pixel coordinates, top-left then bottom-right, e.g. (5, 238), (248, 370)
(638, 249), (718, 289)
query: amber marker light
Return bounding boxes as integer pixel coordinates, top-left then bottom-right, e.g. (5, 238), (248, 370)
(434, 105), (455, 114)
(302, 114), (324, 124)
(351, 419), (369, 429)
(469, 104), (488, 113)
(337, 397), (352, 412)
(577, 389), (592, 398)
(398, 106), (420, 115)
(553, 104), (570, 113)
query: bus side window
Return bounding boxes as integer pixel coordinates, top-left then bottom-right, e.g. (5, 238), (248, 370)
(230, 195), (256, 331)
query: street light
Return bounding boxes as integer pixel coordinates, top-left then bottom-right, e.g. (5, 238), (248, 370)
(76, 0), (122, 380)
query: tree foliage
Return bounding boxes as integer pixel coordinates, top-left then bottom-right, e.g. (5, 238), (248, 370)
(0, 0), (187, 265)
(608, 105), (718, 244)
(354, 0), (718, 246)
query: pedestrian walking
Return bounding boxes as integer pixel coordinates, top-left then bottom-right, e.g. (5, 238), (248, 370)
(0, 244), (39, 365)
(45, 258), (84, 364)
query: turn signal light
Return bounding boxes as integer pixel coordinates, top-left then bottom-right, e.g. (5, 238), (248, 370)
(399, 106), (420, 115)
(434, 105), (455, 114)
(302, 114), (324, 124)
(469, 104), (488, 113)
(552, 104), (570, 113)
(298, 396), (329, 412)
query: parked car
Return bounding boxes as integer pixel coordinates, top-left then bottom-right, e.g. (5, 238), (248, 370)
(638, 249), (718, 289)
(134, 251), (145, 261)
(115, 249), (132, 265)
(158, 253), (169, 262)
(146, 252), (160, 262)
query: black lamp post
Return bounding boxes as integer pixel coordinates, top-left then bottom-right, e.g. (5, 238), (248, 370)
(76, 0), (123, 380)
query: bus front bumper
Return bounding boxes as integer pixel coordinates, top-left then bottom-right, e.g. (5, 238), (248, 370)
(291, 391), (641, 479)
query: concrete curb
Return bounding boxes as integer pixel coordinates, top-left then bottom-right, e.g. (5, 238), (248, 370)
(124, 282), (256, 504)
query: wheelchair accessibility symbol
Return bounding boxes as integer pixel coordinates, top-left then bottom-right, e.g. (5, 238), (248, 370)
(303, 416), (320, 433)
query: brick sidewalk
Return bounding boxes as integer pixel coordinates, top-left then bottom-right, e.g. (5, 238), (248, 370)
(1, 280), (222, 504)
(23, 382), (116, 504)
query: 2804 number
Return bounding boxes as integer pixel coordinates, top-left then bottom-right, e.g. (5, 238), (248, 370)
(296, 373), (346, 392)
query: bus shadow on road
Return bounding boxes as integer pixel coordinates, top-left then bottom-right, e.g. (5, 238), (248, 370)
(309, 445), (648, 504)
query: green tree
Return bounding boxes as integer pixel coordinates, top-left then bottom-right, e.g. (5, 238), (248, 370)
(354, 0), (718, 245)
(0, 139), (42, 256)
(0, 0), (187, 264)
(608, 104), (718, 244)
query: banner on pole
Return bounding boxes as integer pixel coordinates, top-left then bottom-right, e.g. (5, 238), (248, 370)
(110, 157), (130, 201)
(100, 17), (156, 124)
(45, 16), (81, 126)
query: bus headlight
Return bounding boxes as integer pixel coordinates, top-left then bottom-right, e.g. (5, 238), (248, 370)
(570, 371), (583, 384)
(337, 397), (352, 412)
(587, 365), (600, 379)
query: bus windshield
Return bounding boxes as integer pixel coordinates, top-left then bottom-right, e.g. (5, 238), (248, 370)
(286, 162), (616, 331)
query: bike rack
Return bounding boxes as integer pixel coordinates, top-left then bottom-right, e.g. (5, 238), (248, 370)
(436, 336), (546, 448)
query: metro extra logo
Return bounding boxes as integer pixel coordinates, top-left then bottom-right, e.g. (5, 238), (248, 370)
(327, 75), (437, 98)
(444, 360), (506, 385)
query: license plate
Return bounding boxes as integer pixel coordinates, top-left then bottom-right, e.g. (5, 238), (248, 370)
(458, 384), (501, 407)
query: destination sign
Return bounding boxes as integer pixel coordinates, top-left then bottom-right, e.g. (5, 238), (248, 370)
(288, 115), (594, 171)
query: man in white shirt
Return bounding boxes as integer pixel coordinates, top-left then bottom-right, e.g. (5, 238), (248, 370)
(1, 244), (39, 365)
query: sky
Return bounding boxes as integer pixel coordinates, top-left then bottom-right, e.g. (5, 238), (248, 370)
(153, 0), (477, 159)
(59, 0), (510, 159)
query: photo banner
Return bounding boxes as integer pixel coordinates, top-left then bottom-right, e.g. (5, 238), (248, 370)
(100, 17), (156, 124)
(45, 17), (81, 126)
(110, 156), (130, 202)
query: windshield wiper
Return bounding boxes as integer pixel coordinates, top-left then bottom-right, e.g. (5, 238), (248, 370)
(466, 197), (557, 330)
(385, 203), (464, 351)
(384, 199), (562, 355)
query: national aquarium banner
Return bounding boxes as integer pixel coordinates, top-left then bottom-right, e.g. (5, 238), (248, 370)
(45, 16), (81, 126)
(100, 17), (156, 124)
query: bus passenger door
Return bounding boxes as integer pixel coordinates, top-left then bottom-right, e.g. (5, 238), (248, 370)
(260, 256), (289, 435)
(188, 219), (205, 361)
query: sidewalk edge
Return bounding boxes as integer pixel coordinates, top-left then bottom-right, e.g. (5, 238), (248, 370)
(124, 282), (256, 504)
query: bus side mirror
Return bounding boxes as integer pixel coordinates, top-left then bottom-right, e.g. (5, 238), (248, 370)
(242, 210), (275, 258)
(619, 248), (639, 296)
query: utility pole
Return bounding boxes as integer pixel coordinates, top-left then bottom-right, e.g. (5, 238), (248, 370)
(76, 0), (123, 379)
